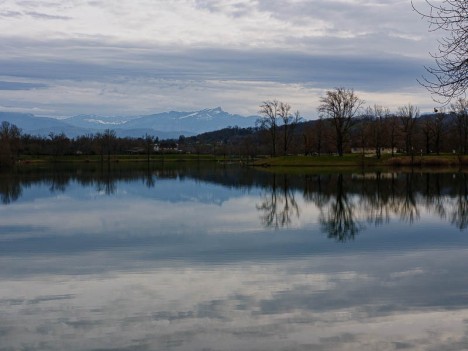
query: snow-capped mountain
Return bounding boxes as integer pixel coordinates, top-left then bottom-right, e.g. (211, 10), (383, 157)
(64, 114), (140, 129)
(0, 108), (258, 138)
(121, 107), (257, 134)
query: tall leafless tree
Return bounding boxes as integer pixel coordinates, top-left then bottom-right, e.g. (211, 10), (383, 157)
(451, 97), (468, 154)
(398, 104), (419, 155)
(258, 100), (280, 156)
(259, 100), (300, 156)
(413, 0), (468, 101)
(421, 117), (434, 154)
(0, 121), (21, 167)
(318, 88), (364, 156)
(432, 108), (447, 154)
(367, 105), (388, 159)
(278, 104), (301, 155)
(385, 113), (400, 157)
(314, 116), (325, 156)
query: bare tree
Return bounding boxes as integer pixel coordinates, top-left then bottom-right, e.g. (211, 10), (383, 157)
(144, 133), (154, 163)
(367, 105), (388, 159)
(451, 98), (468, 154)
(385, 112), (400, 157)
(278, 104), (301, 155)
(0, 121), (21, 167)
(314, 117), (325, 156)
(421, 117), (434, 154)
(258, 100), (300, 156)
(413, 0), (468, 101)
(48, 132), (69, 160)
(258, 100), (280, 156)
(318, 88), (364, 156)
(432, 108), (447, 154)
(398, 104), (419, 155)
(96, 129), (117, 163)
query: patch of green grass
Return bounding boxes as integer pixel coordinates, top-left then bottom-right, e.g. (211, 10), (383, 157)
(251, 154), (468, 170)
(18, 153), (221, 164)
(252, 154), (381, 167)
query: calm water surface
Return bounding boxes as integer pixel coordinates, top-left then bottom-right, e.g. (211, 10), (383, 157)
(1, 164), (468, 350)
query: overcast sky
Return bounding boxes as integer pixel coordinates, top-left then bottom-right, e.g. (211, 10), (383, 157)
(0, 0), (440, 118)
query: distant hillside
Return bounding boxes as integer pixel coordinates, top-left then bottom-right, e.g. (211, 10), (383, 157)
(0, 107), (258, 138)
(121, 107), (257, 134)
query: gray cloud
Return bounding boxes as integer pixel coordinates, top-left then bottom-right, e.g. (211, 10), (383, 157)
(0, 40), (427, 91)
(0, 81), (47, 90)
(0, 0), (437, 116)
(0, 10), (22, 18)
(25, 11), (72, 20)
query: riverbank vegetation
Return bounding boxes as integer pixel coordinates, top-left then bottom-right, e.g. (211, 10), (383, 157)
(3, 90), (468, 169)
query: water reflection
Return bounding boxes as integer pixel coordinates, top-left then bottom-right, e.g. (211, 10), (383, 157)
(2, 166), (468, 350)
(320, 173), (362, 241)
(256, 174), (299, 228)
(257, 171), (468, 240)
(2, 166), (468, 236)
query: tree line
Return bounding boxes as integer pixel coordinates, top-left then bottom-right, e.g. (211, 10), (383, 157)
(2, 87), (468, 167)
(256, 88), (468, 159)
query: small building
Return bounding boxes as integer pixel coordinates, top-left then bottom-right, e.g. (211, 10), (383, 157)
(351, 147), (397, 155)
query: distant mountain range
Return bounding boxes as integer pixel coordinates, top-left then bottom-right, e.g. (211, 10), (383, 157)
(0, 107), (258, 139)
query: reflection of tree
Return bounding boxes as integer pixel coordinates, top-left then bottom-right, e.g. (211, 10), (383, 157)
(451, 173), (468, 230)
(2, 165), (468, 236)
(424, 173), (447, 220)
(320, 174), (361, 242)
(359, 172), (391, 227)
(303, 174), (330, 208)
(256, 174), (299, 229)
(96, 163), (116, 195)
(0, 173), (22, 204)
(397, 173), (420, 224)
(145, 165), (156, 188)
(262, 171), (468, 239)
(49, 167), (69, 193)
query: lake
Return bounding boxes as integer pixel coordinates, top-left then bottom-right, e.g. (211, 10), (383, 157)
(1, 164), (467, 350)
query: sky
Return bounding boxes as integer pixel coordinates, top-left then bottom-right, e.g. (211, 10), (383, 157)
(0, 0), (441, 118)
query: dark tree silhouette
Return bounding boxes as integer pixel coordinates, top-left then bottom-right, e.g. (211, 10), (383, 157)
(367, 105), (388, 159)
(318, 88), (364, 156)
(258, 100), (280, 157)
(431, 108), (447, 154)
(398, 104), (419, 155)
(0, 121), (21, 167)
(451, 98), (468, 154)
(278, 103), (301, 155)
(413, 0), (468, 101)
(320, 174), (362, 241)
(256, 174), (299, 229)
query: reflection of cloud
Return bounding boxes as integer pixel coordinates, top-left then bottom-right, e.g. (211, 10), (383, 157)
(2, 252), (468, 350)
(2, 172), (468, 349)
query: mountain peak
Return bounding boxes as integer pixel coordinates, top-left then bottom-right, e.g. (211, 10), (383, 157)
(199, 107), (224, 114)
(0, 107), (258, 138)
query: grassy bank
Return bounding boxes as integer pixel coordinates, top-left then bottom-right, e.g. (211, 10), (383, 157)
(253, 154), (384, 167)
(252, 154), (468, 169)
(17, 153), (221, 164)
(13, 153), (468, 170)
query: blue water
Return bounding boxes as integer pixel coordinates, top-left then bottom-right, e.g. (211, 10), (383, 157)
(0, 166), (467, 350)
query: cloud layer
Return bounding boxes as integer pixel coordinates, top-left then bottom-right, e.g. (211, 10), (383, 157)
(0, 0), (439, 117)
